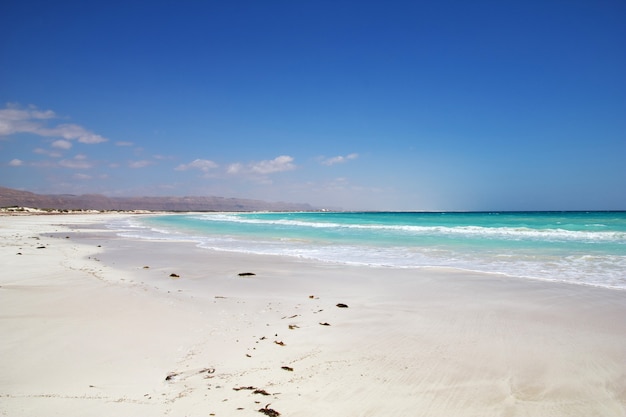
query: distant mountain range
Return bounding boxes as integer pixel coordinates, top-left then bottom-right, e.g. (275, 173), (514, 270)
(0, 186), (316, 212)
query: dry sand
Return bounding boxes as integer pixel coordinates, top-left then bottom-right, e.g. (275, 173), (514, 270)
(1, 214), (625, 417)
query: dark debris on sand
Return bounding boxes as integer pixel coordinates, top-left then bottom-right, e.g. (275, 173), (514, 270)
(258, 404), (280, 416)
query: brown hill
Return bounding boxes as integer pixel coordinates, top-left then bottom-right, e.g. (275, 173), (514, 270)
(0, 186), (315, 212)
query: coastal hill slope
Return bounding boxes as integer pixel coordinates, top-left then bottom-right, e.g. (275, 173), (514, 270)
(0, 186), (315, 212)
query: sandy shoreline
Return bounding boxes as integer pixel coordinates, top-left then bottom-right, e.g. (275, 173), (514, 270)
(1, 214), (625, 416)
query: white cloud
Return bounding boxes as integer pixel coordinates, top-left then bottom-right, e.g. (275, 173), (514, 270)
(174, 155), (296, 180)
(249, 155), (296, 174)
(74, 173), (92, 180)
(321, 153), (358, 166)
(0, 103), (107, 144)
(115, 141), (133, 146)
(0, 118), (38, 137)
(9, 158), (23, 166)
(52, 139), (72, 149)
(227, 163), (244, 174)
(175, 159), (219, 172)
(0, 104), (56, 126)
(129, 160), (153, 169)
(40, 123), (107, 144)
(221, 156), (296, 178)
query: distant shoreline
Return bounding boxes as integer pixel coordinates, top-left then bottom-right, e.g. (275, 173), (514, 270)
(2, 205), (625, 217)
(0, 206), (159, 215)
(0, 185), (317, 212)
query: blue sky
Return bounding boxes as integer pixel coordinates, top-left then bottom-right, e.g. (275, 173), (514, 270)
(1, 0), (625, 210)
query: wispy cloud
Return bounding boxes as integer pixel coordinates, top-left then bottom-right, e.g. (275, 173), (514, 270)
(0, 103), (107, 144)
(8, 158), (23, 166)
(73, 173), (92, 180)
(115, 141), (134, 146)
(59, 154), (93, 169)
(320, 153), (358, 166)
(129, 160), (154, 169)
(175, 159), (219, 172)
(34, 148), (62, 158)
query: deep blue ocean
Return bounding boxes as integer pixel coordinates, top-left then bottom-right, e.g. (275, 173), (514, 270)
(112, 211), (626, 290)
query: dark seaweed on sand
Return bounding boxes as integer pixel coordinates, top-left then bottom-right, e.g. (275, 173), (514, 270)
(258, 404), (280, 416)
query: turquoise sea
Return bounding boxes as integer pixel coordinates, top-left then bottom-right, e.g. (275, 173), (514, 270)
(113, 211), (626, 290)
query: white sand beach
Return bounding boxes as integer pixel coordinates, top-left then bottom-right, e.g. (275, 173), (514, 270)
(1, 214), (625, 417)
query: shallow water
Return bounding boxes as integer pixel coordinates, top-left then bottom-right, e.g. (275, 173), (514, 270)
(111, 211), (626, 290)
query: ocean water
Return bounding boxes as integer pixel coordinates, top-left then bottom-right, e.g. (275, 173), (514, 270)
(112, 211), (626, 290)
